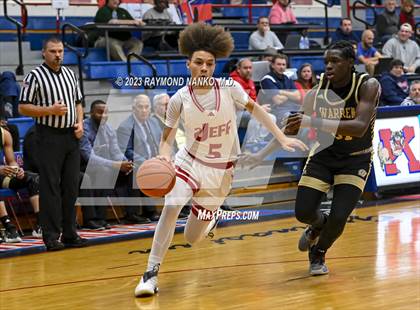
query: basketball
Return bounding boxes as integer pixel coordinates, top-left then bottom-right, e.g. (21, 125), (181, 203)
(136, 158), (176, 197)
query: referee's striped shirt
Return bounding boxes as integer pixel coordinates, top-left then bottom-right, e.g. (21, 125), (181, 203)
(19, 63), (82, 128)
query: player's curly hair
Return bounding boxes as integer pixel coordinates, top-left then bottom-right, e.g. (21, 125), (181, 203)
(179, 22), (234, 59)
(327, 40), (356, 61)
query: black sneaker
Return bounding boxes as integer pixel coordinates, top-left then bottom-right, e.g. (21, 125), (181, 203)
(83, 220), (105, 231)
(4, 224), (22, 243)
(97, 220), (111, 230)
(61, 236), (88, 248)
(125, 214), (151, 224)
(309, 246), (329, 276)
(45, 240), (65, 251)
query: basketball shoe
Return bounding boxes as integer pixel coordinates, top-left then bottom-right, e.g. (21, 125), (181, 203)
(134, 264), (160, 297)
(298, 209), (330, 251)
(309, 246), (329, 275)
(205, 215), (220, 239)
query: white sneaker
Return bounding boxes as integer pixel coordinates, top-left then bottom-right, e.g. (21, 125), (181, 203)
(134, 264), (160, 297)
(32, 226), (42, 238)
(205, 216), (220, 239)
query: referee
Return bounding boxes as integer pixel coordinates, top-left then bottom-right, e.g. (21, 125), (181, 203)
(19, 36), (87, 251)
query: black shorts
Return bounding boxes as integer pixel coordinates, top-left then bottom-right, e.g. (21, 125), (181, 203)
(299, 148), (372, 192)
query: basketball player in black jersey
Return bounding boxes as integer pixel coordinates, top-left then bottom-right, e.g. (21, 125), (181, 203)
(241, 41), (381, 275)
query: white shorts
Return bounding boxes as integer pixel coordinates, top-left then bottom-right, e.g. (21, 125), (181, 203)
(167, 148), (234, 217)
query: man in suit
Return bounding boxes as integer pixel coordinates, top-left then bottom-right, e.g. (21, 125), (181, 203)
(80, 100), (150, 225)
(117, 94), (162, 221)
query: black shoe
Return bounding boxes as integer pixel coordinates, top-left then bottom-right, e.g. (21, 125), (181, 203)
(45, 240), (65, 251)
(220, 205), (235, 211)
(145, 213), (160, 222)
(97, 220), (111, 229)
(125, 214), (151, 224)
(61, 236), (88, 248)
(178, 206), (191, 219)
(83, 220), (105, 231)
(308, 246), (329, 276)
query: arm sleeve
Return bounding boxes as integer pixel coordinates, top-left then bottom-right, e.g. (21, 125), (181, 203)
(94, 8), (111, 23)
(19, 72), (38, 104)
(164, 92), (182, 128)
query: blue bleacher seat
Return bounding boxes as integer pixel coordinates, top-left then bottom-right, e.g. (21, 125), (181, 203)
(8, 117), (34, 141)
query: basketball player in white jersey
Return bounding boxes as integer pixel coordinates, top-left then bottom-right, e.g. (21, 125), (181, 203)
(135, 23), (307, 297)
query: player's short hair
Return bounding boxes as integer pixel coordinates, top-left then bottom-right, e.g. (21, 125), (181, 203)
(327, 40), (356, 61)
(179, 22), (234, 59)
(42, 36), (63, 50)
(90, 100), (106, 112)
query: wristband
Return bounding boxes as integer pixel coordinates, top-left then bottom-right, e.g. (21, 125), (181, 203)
(310, 116), (323, 129)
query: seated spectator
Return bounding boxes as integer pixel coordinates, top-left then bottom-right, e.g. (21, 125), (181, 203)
(117, 95), (161, 222)
(380, 59), (409, 106)
(230, 58), (257, 101)
(93, 0), (144, 61)
(249, 17), (284, 51)
(294, 63), (317, 104)
(357, 29), (383, 76)
(260, 54), (301, 125)
(375, 0), (399, 43)
(399, 0), (415, 29)
(401, 80), (420, 106)
(0, 71), (20, 118)
(332, 18), (360, 43)
(269, 0), (297, 25)
(151, 93), (186, 149)
(0, 126), (41, 240)
(80, 100), (149, 225)
(382, 23), (420, 73)
(142, 0), (178, 51)
(119, 0), (153, 19)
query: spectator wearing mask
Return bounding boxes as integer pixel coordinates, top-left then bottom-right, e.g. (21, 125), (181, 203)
(332, 18), (360, 43)
(269, 0), (297, 25)
(357, 29), (383, 76)
(249, 16), (284, 50)
(382, 23), (420, 73)
(93, 0), (144, 61)
(401, 80), (420, 106)
(375, 0), (399, 43)
(380, 59), (409, 106)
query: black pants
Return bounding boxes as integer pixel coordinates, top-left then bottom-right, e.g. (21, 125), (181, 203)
(36, 125), (80, 243)
(0, 171), (39, 196)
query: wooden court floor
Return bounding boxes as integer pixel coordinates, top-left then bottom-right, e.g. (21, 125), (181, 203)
(0, 200), (419, 310)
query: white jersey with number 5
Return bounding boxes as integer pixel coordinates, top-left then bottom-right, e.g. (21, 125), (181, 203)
(165, 79), (249, 164)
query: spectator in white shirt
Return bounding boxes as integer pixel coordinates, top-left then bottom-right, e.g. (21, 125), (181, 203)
(249, 16), (284, 51)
